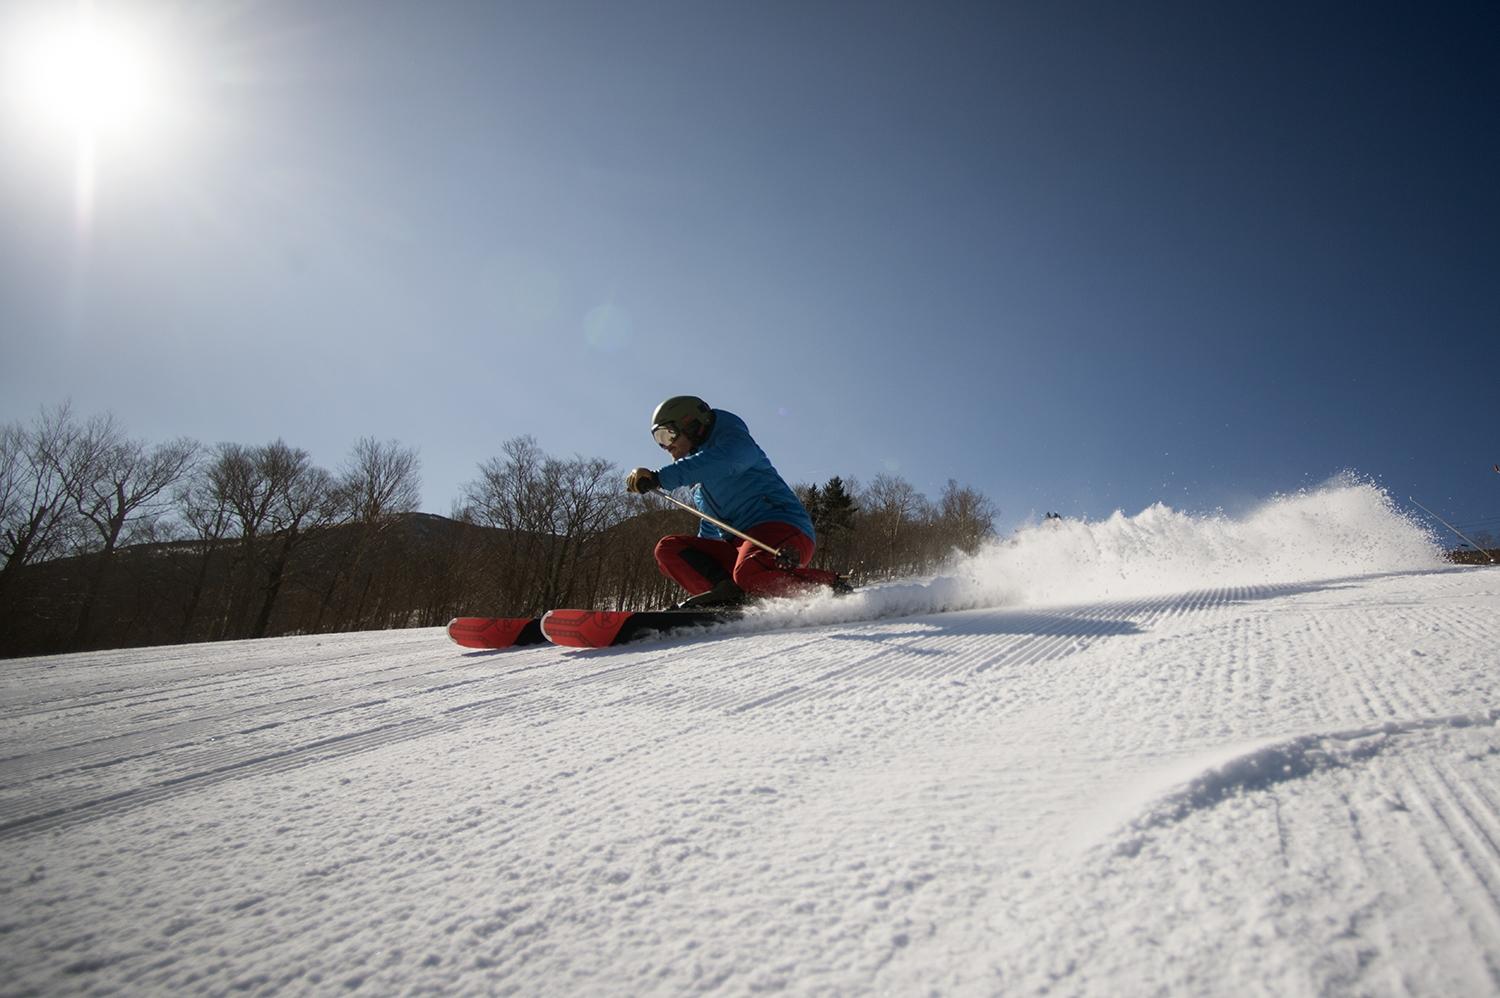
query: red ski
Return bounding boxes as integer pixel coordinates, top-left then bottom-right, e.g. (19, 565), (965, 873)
(540, 608), (739, 649)
(446, 616), (547, 650)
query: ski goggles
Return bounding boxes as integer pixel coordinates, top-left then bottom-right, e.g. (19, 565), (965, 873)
(651, 423), (679, 448)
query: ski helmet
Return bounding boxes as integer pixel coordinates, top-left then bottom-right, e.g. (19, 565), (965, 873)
(651, 395), (713, 446)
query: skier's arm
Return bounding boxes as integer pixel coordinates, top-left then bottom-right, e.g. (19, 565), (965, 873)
(655, 422), (757, 491)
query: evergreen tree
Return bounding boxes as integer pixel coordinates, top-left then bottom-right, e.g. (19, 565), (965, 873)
(811, 476), (858, 571)
(796, 482), (822, 525)
(819, 477), (856, 533)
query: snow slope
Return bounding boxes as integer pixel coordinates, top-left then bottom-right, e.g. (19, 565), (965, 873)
(3, 484), (1499, 995)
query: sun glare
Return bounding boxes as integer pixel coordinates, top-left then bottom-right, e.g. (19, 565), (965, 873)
(4, 5), (172, 223)
(7, 7), (165, 136)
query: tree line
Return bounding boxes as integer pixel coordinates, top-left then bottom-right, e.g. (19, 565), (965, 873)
(1, 404), (996, 658)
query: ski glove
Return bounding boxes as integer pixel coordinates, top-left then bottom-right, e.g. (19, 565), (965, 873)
(626, 468), (660, 494)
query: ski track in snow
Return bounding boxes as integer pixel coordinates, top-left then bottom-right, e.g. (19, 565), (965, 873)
(2, 490), (1499, 995)
(0, 581), (1373, 840)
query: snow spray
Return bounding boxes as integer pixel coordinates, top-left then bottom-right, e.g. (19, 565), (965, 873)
(749, 479), (1446, 629)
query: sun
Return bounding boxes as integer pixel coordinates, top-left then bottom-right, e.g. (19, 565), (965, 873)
(4, 4), (172, 221)
(6, 6), (164, 142)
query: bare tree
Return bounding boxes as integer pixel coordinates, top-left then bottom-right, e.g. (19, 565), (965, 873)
(458, 437), (626, 613)
(0, 405), (86, 603)
(248, 442), (340, 639)
(202, 440), (335, 638)
(935, 479), (997, 558)
(315, 438), (422, 630)
(595, 493), (697, 610)
(544, 454), (628, 608)
(210, 443), (277, 638)
(341, 437), (422, 523)
(460, 436), (555, 612)
(62, 412), (198, 644)
(175, 453), (240, 639)
(860, 473), (931, 578)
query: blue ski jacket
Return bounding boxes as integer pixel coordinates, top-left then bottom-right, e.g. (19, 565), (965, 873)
(654, 409), (815, 542)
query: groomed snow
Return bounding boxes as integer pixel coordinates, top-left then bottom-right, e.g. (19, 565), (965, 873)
(3, 483), (1498, 995)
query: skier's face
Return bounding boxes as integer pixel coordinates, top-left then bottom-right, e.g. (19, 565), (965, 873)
(663, 430), (695, 461)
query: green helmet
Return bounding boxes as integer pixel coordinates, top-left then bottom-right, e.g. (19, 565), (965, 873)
(651, 395), (713, 446)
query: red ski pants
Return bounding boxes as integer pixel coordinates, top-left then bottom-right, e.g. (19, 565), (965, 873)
(655, 522), (839, 598)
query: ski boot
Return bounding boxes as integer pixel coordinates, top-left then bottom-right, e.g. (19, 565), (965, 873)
(676, 579), (751, 610)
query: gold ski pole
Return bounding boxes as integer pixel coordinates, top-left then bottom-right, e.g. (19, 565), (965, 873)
(652, 488), (798, 567)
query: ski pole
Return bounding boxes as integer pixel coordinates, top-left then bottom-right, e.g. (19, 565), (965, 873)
(1409, 496), (1497, 564)
(651, 488), (798, 567)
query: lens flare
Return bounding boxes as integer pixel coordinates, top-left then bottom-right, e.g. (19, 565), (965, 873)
(584, 304), (633, 353)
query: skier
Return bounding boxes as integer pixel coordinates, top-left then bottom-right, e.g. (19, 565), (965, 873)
(626, 396), (844, 608)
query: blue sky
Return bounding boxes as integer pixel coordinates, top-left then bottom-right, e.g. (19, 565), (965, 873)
(2, 1), (1496, 542)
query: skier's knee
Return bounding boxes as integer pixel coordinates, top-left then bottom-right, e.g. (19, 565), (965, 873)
(654, 535), (690, 560)
(731, 557), (784, 595)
